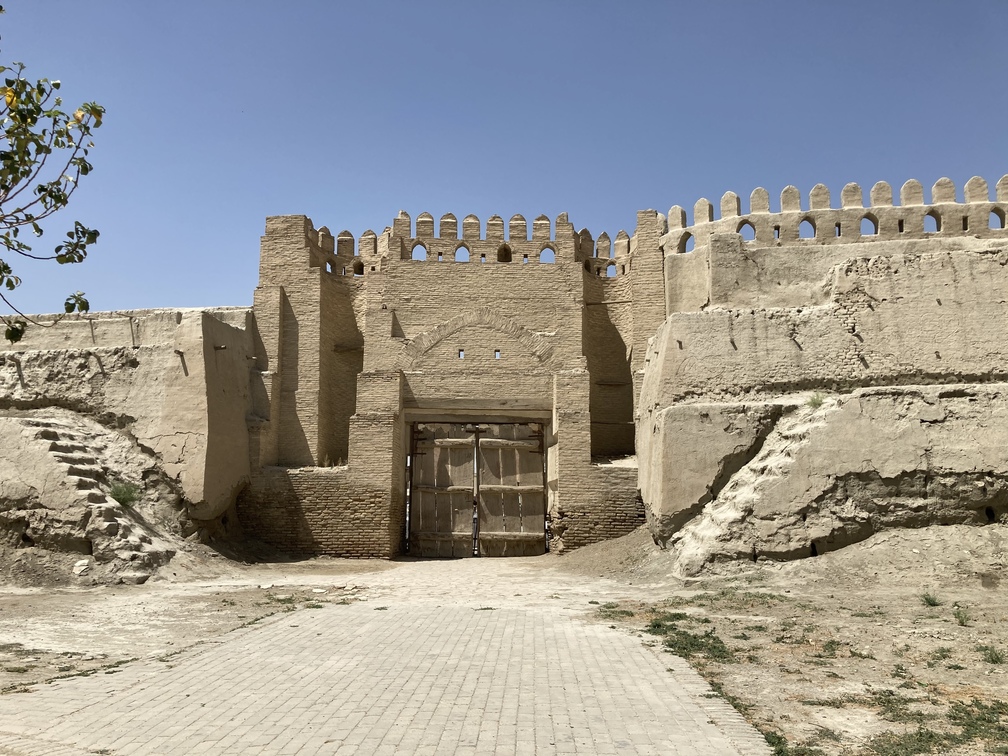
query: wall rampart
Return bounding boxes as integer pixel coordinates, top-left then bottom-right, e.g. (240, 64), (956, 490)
(0, 309), (255, 520)
(642, 249), (1008, 407)
(662, 176), (1008, 257)
(386, 211), (633, 276)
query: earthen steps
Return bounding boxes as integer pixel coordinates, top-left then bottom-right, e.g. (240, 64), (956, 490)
(66, 465), (104, 481)
(48, 441), (90, 454)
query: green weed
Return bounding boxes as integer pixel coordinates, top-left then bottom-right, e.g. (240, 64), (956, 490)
(108, 479), (141, 505)
(979, 645), (1005, 665)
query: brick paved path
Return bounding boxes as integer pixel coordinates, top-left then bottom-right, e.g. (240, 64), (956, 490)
(0, 559), (770, 755)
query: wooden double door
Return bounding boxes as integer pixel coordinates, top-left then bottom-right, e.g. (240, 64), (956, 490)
(407, 422), (547, 557)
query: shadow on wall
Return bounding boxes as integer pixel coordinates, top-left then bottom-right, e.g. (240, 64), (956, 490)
(279, 295), (312, 466)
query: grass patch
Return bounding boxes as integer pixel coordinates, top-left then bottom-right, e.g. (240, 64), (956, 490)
(920, 592), (942, 607)
(108, 479), (141, 505)
(763, 730), (826, 756)
(805, 393), (825, 410)
(862, 727), (951, 755)
(814, 639), (841, 659)
(800, 689), (919, 723)
(979, 645), (1005, 665)
(597, 602), (634, 620)
(953, 607), (971, 626)
(645, 611), (734, 662)
(948, 698), (1008, 742)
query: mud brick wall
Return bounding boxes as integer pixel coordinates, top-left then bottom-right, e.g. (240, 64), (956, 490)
(237, 467), (398, 557)
(552, 465), (643, 550)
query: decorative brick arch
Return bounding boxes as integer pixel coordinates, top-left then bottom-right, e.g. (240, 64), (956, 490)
(401, 306), (558, 368)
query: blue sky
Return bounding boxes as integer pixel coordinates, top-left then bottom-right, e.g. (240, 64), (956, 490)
(3, 0), (1007, 313)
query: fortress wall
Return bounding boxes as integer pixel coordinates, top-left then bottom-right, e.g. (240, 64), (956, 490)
(402, 369), (554, 414)
(236, 466), (397, 557)
(0, 309), (255, 520)
(373, 258), (586, 373)
(318, 271), (364, 465)
(640, 176), (1008, 562)
(198, 312), (253, 520)
(0, 307), (250, 352)
(642, 249), (1008, 407)
(552, 463), (643, 549)
(663, 177), (1008, 312)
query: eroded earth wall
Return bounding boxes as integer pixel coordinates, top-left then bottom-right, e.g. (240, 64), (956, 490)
(639, 176), (1008, 573)
(0, 308), (254, 520)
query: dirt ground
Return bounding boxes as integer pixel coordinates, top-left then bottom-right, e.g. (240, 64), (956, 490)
(560, 524), (1008, 755)
(1, 523), (1006, 755)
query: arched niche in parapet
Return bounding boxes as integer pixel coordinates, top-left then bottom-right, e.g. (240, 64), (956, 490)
(539, 245), (556, 264)
(798, 219), (816, 239)
(991, 209), (1006, 230)
(497, 244), (513, 263)
(736, 220), (756, 241)
(411, 242), (428, 261)
(924, 210), (942, 233)
(454, 244), (471, 263)
(678, 232), (695, 254)
(606, 261), (617, 278)
(860, 214), (879, 236)
(353, 259), (364, 277)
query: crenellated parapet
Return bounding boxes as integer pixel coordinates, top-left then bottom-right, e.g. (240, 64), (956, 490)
(387, 211), (633, 277)
(391, 210), (574, 264)
(313, 225), (382, 279)
(660, 175), (1008, 255)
